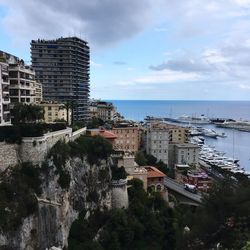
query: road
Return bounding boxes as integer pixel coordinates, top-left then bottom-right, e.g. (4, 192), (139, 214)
(164, 177), (202, 203)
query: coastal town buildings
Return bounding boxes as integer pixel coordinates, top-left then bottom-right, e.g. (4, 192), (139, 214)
(8, 62), (41, 105)
(146, 122), (191, 166)
(186, 170), (212, 192)
(146, 123), (169, 164)
(0, 50), (43, 125)
(0, 61), (11, 125)
(39, 102), (71, 124)
(89, 100), (117, 121)
(116, 153), (148, 190)
(145, 166), (168, 201)
(173, 143), (200, 166)
(112, 126), (141, 153)
(87, 128), (117, 146)
(0, 50), (42, 105)
(34, 82), (43, 104)
(31, 37), (90, 121)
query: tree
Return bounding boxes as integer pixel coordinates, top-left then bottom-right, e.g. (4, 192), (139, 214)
(135, 151), (147, 166)
(177, 177), (250, 250)
(62, 101), (72, 126)
(12, 103), (44, 124)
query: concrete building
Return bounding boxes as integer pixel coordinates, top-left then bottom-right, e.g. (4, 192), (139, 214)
(39, 102), (71, 124)
(146, 122), (190, 164)
(117, 153), (148, 191)
(34, 82), (43, 104)
(168, 125), (189, 144)
(87, 128), (117, 146)
(145, 166), (166, 192)
(0, 61), (11, 125)
(146, 123), (169, 164)
(31, 37), (90, 121)
(173, 143), (200, 167)
(0, 50), (42, 106)
(112, 126), (141, 153)
(186, 170), (212, 192)
(89, 100), (117, 121)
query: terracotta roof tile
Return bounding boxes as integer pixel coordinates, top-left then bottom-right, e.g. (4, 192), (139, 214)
(99, 130), (117, 139)
(144, 166), (166, 178)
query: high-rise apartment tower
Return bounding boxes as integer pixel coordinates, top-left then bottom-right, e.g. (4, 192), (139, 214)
(31, 37), (90, 121)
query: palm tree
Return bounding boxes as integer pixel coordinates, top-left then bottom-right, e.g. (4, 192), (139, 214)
(63, 101), (75, 126)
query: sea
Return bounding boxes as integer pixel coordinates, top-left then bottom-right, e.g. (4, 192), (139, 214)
(110, 100), (250, 172)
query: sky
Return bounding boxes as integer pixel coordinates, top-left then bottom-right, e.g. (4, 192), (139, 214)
(1, 0), (250, 100)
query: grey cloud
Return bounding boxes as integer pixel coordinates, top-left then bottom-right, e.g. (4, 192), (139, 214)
(149, 58), (213, 73)
(0, 0), (152, 48)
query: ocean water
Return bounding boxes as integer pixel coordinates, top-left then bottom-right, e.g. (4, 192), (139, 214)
(111, 100), (250, 171)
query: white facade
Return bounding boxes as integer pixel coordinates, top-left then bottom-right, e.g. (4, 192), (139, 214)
(0, 62), (11, 126)
(8, 61), (37, 105)
(174, 143), (200, 166)
(146, 128), (169, 164)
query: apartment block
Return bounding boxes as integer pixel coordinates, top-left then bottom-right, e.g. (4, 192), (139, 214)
(35, 82), (43, 104)
(89, 100), (117, 121)
(0, 50), (42, 106)
(173, 143), (200, 166)
(39, 102), (71, 124)
(0, 61), (11, 125)
(9, 62), (36, 104)
(112, 126), (141, 153)
(146, 123), (169, 164)
(31, 37), (90, 121)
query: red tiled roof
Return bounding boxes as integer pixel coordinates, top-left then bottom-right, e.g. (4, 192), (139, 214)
(144, 166), (166, 178)
(99, 130), (117, 139)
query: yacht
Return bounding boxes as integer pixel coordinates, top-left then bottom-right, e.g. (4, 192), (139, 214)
(167, 114), (211, 125)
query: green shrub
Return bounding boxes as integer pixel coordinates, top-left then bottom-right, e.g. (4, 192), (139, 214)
(111, 165), (127, 180)
(69, 135), (113, 165)
(0, 123), (67, 144)
(0, 162), (41, 231)
(48, 140), (71, 189)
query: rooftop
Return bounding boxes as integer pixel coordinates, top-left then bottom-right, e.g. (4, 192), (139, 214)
(175, 143), (200, 148)
(99, 129), (117, 139)
(145, 166), (166, 178)
(149, 122), (187, 131)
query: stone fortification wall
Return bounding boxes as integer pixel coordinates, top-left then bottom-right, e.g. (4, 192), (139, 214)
(70, 127), (86, 141)
(0, 127), (87, 172)
(20, 128), (73, 163)
(0, 142), (19, 172)
(111, 179), (128, 209)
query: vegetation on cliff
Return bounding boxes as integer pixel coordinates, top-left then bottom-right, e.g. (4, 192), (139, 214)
(68, 178), (177, 250)
(47, 135), (113, 189)
(0, 162), (41, 231)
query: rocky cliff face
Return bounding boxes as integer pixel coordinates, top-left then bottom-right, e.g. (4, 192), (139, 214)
(0, 156), (112, 250)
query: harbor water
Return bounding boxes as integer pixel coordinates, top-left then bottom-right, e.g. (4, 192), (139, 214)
(111, 100), (250, 171)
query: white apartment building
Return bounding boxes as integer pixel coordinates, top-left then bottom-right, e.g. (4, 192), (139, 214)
(34, 82), (43, 104)
(174, 143), (200, 166)
(8, 59), (37, 105)
(0, 61), (11, 125)
(146, 124), (169, 164)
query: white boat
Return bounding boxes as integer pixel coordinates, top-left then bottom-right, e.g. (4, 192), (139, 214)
(172, 114), (211, 125)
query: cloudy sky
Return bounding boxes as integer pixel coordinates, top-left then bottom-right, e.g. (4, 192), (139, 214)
(1, 0), (250, 100)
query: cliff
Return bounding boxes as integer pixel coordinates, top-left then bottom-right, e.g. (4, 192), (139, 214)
(0, 136), (112, 250)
